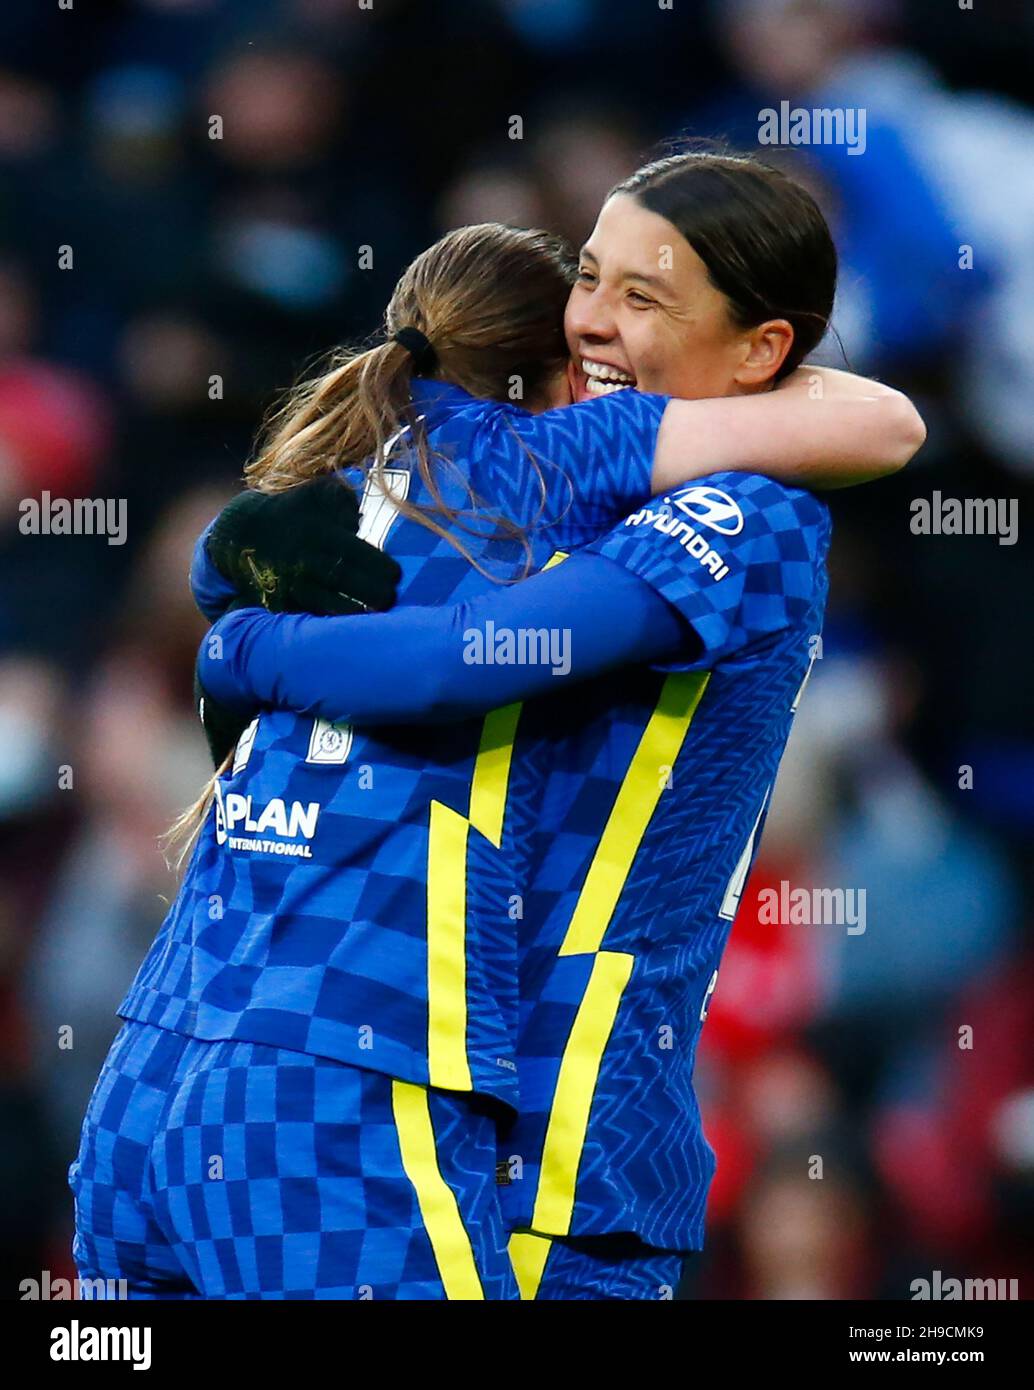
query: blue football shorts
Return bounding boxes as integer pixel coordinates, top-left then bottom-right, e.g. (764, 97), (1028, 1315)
(508, 1230), (686, 1301)
(70, 1019), (517, 1300)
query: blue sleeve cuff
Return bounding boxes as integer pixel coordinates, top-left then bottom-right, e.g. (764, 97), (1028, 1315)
(190, 519), (237, 621)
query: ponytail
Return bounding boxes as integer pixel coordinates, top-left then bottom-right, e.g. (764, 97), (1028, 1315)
(165, 223), (575, 873)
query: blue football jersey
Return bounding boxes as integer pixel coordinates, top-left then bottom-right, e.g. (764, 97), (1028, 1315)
(118, 381), (670, 1107)
(494, 475), (831, 1249)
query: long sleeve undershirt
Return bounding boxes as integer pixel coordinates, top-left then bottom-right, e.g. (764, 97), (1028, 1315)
(199, 551), (693, 726)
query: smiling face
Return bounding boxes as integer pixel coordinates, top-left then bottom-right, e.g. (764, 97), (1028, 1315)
(565, 193), (788, 404)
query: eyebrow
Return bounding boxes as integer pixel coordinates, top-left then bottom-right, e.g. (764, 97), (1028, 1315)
(579, 246), (672, 295)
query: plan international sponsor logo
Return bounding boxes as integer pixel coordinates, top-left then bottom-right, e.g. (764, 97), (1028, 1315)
(214, 785), (321, 857)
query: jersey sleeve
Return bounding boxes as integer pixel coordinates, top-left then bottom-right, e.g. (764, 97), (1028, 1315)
(196, 553), (684, 726)
(582, 472), (831, 671)
(471, 390), (669, 547)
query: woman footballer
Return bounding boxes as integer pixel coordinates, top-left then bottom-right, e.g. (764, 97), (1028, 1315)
(72, 152), (923, 1300)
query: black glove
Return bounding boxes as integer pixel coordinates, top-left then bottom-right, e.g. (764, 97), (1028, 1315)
(207, 475), (401, 617)
(196, 477), (400, 768)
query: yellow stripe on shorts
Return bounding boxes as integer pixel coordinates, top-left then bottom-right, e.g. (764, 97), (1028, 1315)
(508, 1232), (554, 1301)
(391, 1080), (484, 1300)
(531, 950), (635, 1235)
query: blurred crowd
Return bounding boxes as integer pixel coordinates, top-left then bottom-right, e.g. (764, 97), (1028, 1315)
(1, 0), (1031, 1300)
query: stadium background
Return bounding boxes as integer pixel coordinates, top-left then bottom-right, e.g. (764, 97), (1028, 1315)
(1, 0), (1031, 1300)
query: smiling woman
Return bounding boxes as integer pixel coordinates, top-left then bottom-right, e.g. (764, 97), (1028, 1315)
(568, 151), (838, 403)
(70, 166), (926, 1304)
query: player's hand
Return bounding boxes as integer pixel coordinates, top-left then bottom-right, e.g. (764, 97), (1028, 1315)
(207, 476), (402, 616)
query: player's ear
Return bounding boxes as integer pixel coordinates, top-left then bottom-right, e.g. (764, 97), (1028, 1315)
(733, 319), (794, 389)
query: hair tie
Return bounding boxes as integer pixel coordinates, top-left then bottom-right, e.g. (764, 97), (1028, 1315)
(392, 327), (437, 373)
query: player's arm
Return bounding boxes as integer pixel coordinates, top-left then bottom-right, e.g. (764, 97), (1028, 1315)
(190, 368), (920, 622)
(650, 366), (926, 493)
(197, 554), (689, 726)
(197, 470), (822, 724)
(191, 372), (921, 618)
(498, 365), (923, 536)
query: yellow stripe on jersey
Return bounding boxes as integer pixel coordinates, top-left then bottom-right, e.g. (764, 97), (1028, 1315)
(530, 950), (634, 1235)
(468, 703), (523, 848)
(426, 800), (472, 1092)
(391, 1080), (485, 1300)
(523, 671), (712, 1250)
(508, 1231), (554, 1302)
(467, 550), (567, 847)
(424, 548), (570, 1091)
(560, 671), (710, 956)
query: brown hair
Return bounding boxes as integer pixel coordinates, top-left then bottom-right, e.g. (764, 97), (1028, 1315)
(245, 222), (576, 574)
(164, 223), (575, 868)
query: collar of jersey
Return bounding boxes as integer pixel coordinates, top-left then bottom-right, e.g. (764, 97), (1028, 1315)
(408, 378), (481, 429)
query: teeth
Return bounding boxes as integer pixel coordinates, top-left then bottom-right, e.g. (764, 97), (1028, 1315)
(586, 377), (632, 395)
(582, 358), (635, 384)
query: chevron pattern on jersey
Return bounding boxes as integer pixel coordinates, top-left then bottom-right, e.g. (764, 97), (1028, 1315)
(120, 382), (669, 1104)
(496, 475), (830, 1251)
